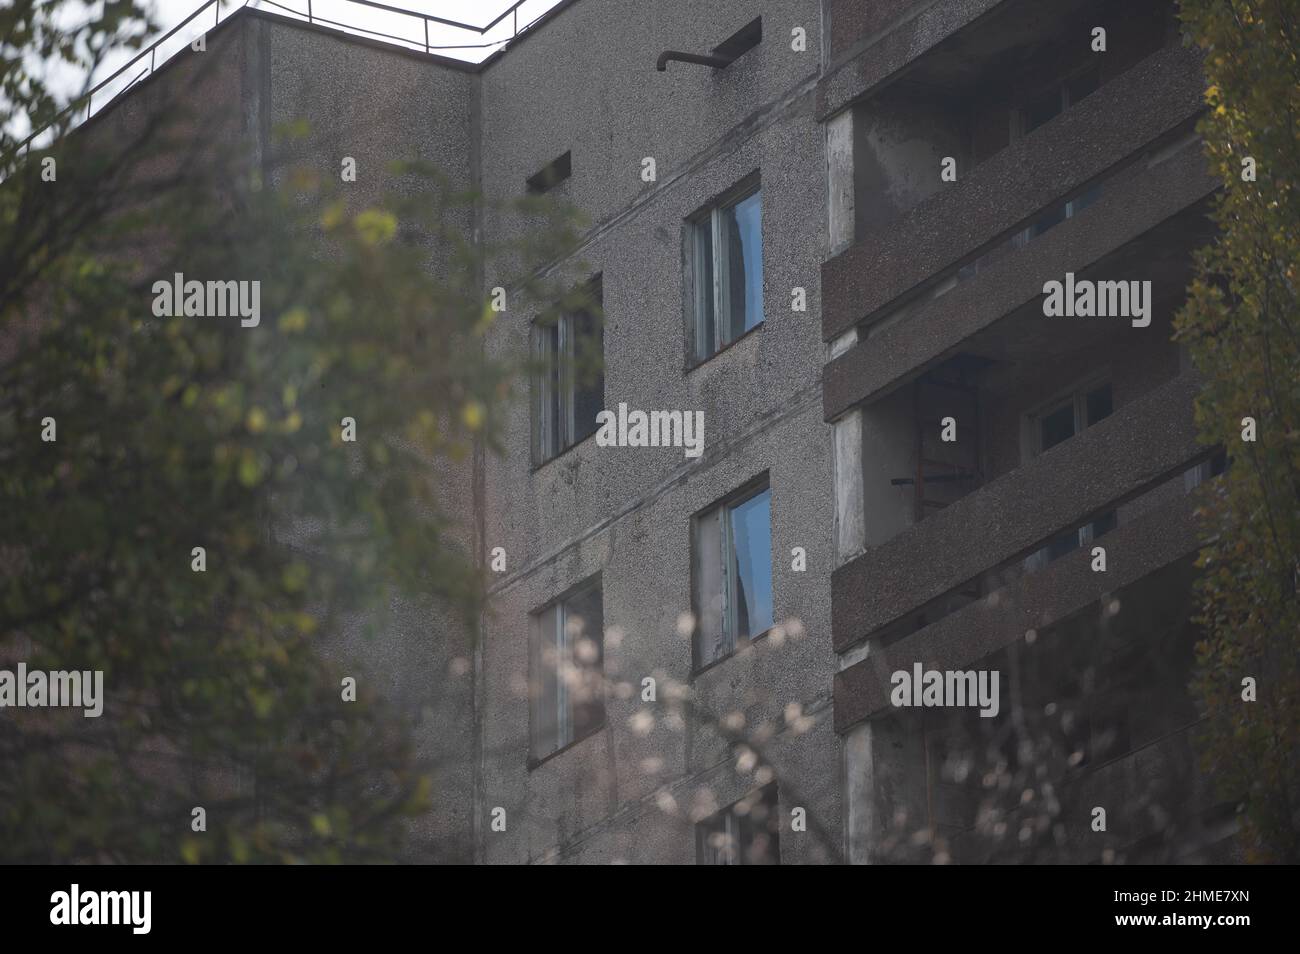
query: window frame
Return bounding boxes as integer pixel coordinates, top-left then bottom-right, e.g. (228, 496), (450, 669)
(690, 474), (775, 674)
(1012, 65), (1101, 140)
(685, 173), (763, 368)
(1011, 66), (1103, 246)
(1022, 376), (1116, 567)
(1026, 376), (1112, 459)
(533, 276), (604, 465)
(527, 575), (607, 768)
(695, 783), (781, 865)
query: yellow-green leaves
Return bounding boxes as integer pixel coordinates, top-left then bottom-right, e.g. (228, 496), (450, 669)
(278, 307), (309, 333)
(354, 209), (397, 246)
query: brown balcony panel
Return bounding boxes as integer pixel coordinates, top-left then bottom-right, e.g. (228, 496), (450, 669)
(821, 43), (1206, 342)
(834, 492), (1201, 732)
(822, 143), (1216, 421)
(831, 370), (1204, 653)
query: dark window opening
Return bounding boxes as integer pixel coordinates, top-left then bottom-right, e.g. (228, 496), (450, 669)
(1031, 382), (1116, 565)
(526, 150), (571, 194)
(534, 276), (604, 462)
(530, 579), (606, 763)
(1018, 66), (1101, 137)
(712, 17), (762, 65)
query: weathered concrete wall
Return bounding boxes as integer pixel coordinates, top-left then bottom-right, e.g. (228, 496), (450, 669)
(475, 0), (840, 863)
(241, 13), (482, 860)
(826, 0), (929, 61)
(852, 89), (968, 236)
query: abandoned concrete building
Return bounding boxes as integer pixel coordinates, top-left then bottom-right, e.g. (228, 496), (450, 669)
(80, 0), (1237, 863)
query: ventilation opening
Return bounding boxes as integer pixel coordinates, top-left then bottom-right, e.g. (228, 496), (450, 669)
(713, 17), (762, 64)
(527, 151), (571, 194)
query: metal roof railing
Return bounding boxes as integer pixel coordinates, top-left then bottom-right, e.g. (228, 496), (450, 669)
(10, 0), (548, 160)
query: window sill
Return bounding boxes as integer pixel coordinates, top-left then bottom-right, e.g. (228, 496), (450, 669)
(689, 624), (778, 681)
(527, 720), (605, 772)
(684, 321), (764, 375)
(531, 430), (597, 474)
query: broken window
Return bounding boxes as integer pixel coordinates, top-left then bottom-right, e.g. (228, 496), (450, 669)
(689, 176), (763, 361)
(692, 480), (774, 669)
(530, 579), (606, 762)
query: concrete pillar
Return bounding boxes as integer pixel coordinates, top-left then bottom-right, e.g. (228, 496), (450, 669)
(833, 406), (865, 562)
(844, 721), (873, 863)
(827, 109), (855, 255)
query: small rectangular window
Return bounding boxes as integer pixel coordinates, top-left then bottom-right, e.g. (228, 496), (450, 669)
(689, 178), (763, 362)
(1016, 67), (1101, 138)
(697, 784), (780, 865)
(1013, 67), (1104, 243)
(530, 579), (605, 762)
(692, 480), (774, 669)
(526, 150), (571, 194)
(534, 277), (603, 462)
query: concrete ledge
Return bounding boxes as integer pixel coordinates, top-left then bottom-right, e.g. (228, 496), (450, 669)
(821, 43), (1206, 342)
(819, 0), (1004, 120)
(834, 492), (1200, 732)
(822, 143), (1216, 420)
(830, 370), (1205, 653)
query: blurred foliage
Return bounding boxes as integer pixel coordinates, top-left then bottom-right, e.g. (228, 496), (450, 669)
(0, 0), (588, 862)
(1175, 0), (1300, 862)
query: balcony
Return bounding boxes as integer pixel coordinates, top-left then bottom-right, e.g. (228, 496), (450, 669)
(841, 546), (1229, 862)
(823, 139), (1217, 420)
(822, 40), (1206, 342)
(822, 0), (1011, 118)
(831, 370), (1208, 653)
(834, 491), (1201, 729)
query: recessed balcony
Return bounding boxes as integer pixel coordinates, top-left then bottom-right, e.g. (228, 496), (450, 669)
(831, 370), (1209, 653)
(822, 40), (1206, 342)
(823, 144), (1217, 421)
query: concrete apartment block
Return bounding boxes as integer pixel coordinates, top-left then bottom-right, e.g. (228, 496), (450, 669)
(83, 0), (1230, 863)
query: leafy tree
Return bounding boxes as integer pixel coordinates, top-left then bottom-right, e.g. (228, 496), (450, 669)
(0, 0), (583, 862)
(1175, 0), (1300, 862)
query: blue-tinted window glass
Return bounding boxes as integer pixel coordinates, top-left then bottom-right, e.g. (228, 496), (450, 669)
(729, 489), (772, 640)
(722, 190), (763, 343)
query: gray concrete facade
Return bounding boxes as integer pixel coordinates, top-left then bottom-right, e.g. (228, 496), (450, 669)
(90, 0), (1232, 863)
(475, 0), (838, 865)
